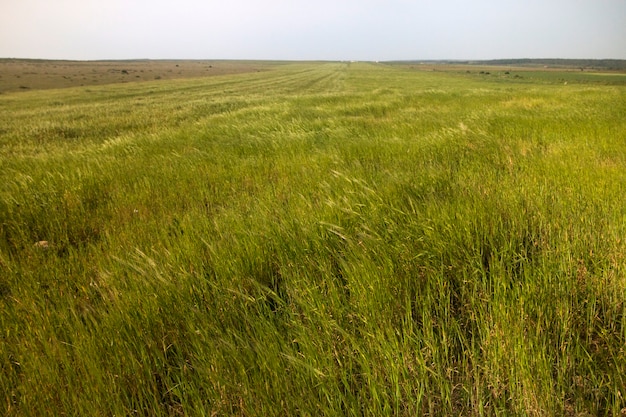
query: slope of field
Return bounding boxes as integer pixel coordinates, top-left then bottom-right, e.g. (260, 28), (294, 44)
(1, 62), (625, 416)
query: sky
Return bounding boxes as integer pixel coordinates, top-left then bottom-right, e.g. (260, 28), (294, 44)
(1, 0), (625, 61)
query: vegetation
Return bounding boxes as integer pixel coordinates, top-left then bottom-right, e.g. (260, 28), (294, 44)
(1, 61), (625, 416)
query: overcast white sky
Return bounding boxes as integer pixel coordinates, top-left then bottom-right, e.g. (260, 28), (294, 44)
(1, 0), (625, 61)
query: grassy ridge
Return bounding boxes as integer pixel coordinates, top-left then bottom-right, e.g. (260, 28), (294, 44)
(1, 62), (626, 415)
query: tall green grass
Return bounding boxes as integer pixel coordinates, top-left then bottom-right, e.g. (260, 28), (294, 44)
(1, 62), (625, 415)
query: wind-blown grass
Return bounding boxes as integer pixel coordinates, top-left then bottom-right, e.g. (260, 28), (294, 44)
(1, 62), (625, 415)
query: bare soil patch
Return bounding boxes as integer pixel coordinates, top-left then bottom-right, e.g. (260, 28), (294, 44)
(0, 59), (280, 93)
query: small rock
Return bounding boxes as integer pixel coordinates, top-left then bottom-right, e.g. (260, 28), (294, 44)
(34, 241), (49, 249)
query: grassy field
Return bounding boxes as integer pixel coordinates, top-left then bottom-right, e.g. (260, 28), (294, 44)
(1, 61), (626, 416)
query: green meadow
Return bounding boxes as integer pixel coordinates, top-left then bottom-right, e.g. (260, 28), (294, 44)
(1, 62), (625, 415)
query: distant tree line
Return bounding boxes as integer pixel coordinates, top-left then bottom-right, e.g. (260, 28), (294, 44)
(473, 59), (626, 71)
(388, 59), (626, 71)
